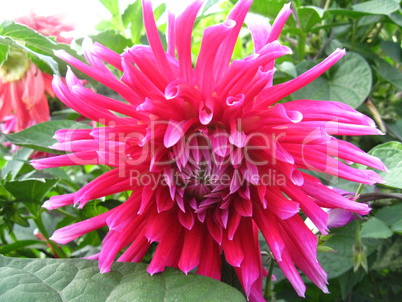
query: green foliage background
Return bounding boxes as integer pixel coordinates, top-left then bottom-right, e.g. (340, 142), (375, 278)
(0, 0), (401, 301)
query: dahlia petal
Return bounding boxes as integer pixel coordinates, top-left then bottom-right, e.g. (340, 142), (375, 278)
(283, 100), (376, 126)
(53, 128), (93, 143)
(256, 48), (346, 108)
(147, 221), (183, 275)
(92, 42), (123, 71)
(283, 184), (329, 234)
(222, 235), (244, 267)
(178, 224), (202, 273)
(253, 207), (285, 261)
(100, 214), (146, 273)
(50, 208), (115, 244)
(31, 151), (98, 169)
(42, 193), (76, 210)
(195, 19), (236, 94)
(301, 177), (371, 215)
(266, 187), (300, 220)
(196, 235), (222, 280)
(213, 0), (253, 80)
(280, 216), (329, 293)
(167, 11), (176, 56)
(234, 218), (262, 298)
(178, 209), (195, 230)
(142, 0), (174, 82)
(118, 231), (150, 263)
(245, 13), (271, 53)
(175, 0), (204, 81)
(267, 3), (292, 43)
(54, 50), (141, 105)
(164, 119), (197, 148)
(276, 250), (307, 297)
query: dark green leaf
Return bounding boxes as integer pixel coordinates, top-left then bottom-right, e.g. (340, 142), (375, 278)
(375, 59), (402, 90)
(318, 221), (379, 279)
(375, 203), (402, 234)
(5, 178), (58, 203)
(0, 147), (33, 180)
(298, 7), (322, 32)
(292, 52), (372, 108)
(5, 120), (92, 154)
(0, 240), (44, 254)
(388, 11), (402, 26)
(360, 217), (393, 239)
(0, 256), (246, 302)
(369, 141), (402, 189)
(380, 41), (402, 63)
(372, 237), (402, 271)
(352, 0), (400, 15)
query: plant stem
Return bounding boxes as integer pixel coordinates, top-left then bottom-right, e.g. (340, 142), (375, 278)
(33, 214), (67, 258)
(264, 257), (275, 301)
(355, 183), (365, 198)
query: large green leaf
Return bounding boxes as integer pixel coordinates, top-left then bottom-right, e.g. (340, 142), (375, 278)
(0, 21), (86, 77)
(4, 120), (92, 154)
(360, 217), (393, 239)
(89, 30), (132, 54)
(352, 0), (400, 15)
(5, 178), (58, 203)
(375, 59), (402, 90)
(0, 256), (246, 302)
(375, 203), (402, 234)
(298, 7), (322, 32)
(318, 221), (379, 279)
(369, 141), (402, 189)
(292, 52), (372, 108)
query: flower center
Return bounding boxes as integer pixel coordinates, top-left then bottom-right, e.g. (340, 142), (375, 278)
(165, 126), (253, 216)
(0, 48), (30, 83)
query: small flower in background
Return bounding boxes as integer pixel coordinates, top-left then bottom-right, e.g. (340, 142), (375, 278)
(32, 0), (387, 300)
(0, 13), (73, 134)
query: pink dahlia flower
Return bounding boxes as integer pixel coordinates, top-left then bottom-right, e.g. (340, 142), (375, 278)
(0, 13), (73, 134)
(32, 0), (386, 300)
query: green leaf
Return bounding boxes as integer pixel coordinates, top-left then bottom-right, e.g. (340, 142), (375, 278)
(0, 44), (10, 65)
(4, 120), (92, 154)
(352, 0), (400, 15)
(298, 7), (322, 32)
(100, 0), (120, 17)
(318, 221), (379, 279)
(0, 35), (59, 75)
(90, 30), (132, 54)
(231, 0), (289, 19)
(0, 147), (32, 180)
(0, 21), (86, 77)
(369, 141), (402, 189)
(388, 11), (402, 26)
(375, 203), (402, 234)
(292, 52), (372, 108)
(360, 217), (393, 239)
(0, 256), (246, 302)
(0, 240), (44, 254)
(375, 59), (402, 90)
(380, 41), (402, 63)
(5, 178), (58, 203)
